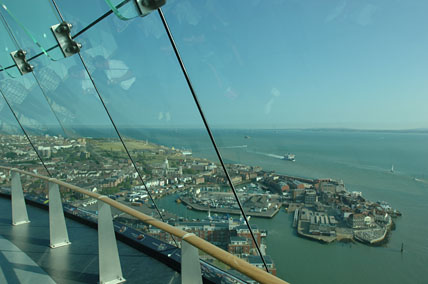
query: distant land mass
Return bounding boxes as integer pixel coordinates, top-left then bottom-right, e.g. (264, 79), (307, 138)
(2, 125), (427, 137)
(297, 128), (428, 134)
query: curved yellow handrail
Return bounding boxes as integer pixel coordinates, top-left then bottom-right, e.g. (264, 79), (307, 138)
(0, 165), (288, 284)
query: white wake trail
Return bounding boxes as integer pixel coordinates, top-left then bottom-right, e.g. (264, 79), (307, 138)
(248, 150), (283, 159)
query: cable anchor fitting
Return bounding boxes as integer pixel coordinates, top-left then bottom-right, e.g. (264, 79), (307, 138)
(10, 49), (34, 75)
(134, 0), (166, 17)
(51, 22), (82, 58)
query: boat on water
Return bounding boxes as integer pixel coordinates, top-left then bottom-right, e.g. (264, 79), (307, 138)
(283, 153), (296, 162)
(391, 164), (394, 173)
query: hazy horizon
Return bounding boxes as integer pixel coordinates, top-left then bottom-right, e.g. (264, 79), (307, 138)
(1, 0), (427, 136)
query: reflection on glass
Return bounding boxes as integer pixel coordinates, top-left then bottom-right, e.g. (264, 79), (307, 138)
(0, 63), (65, 180)
(61, 1), (268, 276)
(0, 88), (50, 192)
(162, 1), (428, 283)
(0, 0), (63, 60)
(2, 1), (426, 283)
(55, 0), (109, 33)
(1, 1), (272, 282)
(104, 0), (140, 20)
(0, 15), (21, 78)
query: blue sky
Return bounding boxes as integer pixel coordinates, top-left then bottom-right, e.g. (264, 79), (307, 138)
(162, 0), (428, 129)
(1, 0), (428, 130)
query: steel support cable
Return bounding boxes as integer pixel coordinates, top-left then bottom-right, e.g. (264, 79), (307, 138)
(76, 52), (179, 247)
(0, 5), (20, 79)
(0, 88), (52, 177)
(157, 8), (270, 272)
(0, 165), (289, 284)
(0, 9), (58, 176)
(0, 10), (69, 139)
(49, 0), (179, 247)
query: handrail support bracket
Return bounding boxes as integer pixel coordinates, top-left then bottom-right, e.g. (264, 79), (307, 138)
(49, 182), (71, 248)
(98, 201), (125, 284)
(181, 235), (203, 284)
(10, 171), (30, 225)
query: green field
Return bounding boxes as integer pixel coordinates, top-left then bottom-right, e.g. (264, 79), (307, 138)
(90, 139), (159, 152)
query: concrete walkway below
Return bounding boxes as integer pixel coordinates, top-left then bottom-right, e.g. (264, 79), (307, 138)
(0, 235), (56, 284)
(0, 196), (180, 284)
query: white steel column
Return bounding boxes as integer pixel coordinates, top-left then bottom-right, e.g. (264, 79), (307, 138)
(49, 182), (71, 248)
(10, 170), (30, 225)
(181, 234), (203, 284)
(98, 200), (125, 284)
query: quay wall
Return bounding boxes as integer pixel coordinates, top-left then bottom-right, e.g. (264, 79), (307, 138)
(180, 197), (281, 218)
(280, 175), (315, 184)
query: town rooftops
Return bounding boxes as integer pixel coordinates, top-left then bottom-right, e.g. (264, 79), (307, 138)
(235, 224), (259, 231)
(230, 236), (248, 244)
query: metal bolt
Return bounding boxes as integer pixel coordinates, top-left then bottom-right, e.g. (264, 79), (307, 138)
(15, 50), (25, 58)
(55, 23), (69, 33)
(65, 42), (80, 53)
(24, 64), (33, 72)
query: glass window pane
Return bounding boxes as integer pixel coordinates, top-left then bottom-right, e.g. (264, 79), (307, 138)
(0, 0), (63, 59)
(0, 22), (21, 77)
(49, 3), (268, 277)
(162, 1), (428, 283)
(55, 0), (110, 34)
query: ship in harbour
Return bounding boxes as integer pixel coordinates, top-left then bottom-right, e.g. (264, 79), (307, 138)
(283, 153), (296, 162)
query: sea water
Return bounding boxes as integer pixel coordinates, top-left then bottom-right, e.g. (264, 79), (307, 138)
(133, 128), (428, 284)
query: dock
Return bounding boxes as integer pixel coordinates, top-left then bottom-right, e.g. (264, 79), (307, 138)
(297, 220), (336, 243)
(293, 208), (299, 228)
(180, 197), (281, 218)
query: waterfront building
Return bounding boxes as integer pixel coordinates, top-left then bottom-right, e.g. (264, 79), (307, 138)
(175, 221), (231, 249)
(287, 180), (305, 190)
(292, 188), (305, 200)
(304, 190), (317, 204)
(247, 255), (277, 276)
(374, 212), (390, 224)
(299, 208), (311, 222)
(0, 0), (417, 283)
(308, 223), (336, 236)
(319, 181), (338, 193)
(37, 146), (52, 158)
(350, 213), (366, 229)
(228, 236), (252, 257)
(231, 175), (243, 184)
(193, 176), (205, 184)
(279, 181), (290, 192)
(235, 224), (262, 248)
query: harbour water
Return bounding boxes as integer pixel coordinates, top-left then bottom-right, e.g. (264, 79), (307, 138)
(136, 129), (428, 284)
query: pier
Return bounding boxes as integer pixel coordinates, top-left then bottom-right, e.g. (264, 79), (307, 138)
(293, 208), (299, 228)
